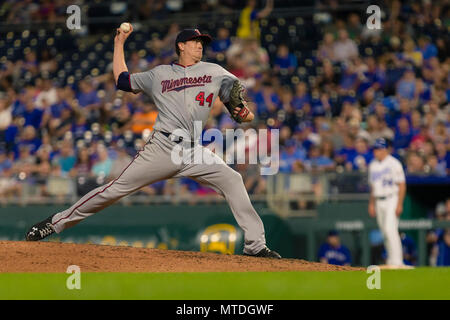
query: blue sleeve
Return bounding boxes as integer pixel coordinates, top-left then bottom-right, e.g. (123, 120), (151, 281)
(290, 54), (298, 68)
(37, 108), (43, 122)
(250, 10), (258, 20)
(429, 44), (438, 58)
(271, 93), (281, 105)
(346, 153), (355, 165)
(93, 92), (100, 103)
(318, 244), (327, 259)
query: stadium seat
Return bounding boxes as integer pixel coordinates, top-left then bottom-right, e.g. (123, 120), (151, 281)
(46, 177), (75, 198)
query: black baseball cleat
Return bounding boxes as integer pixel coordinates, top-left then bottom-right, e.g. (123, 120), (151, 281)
(244, 247), (282, 259)
(25, 215), (56, 241)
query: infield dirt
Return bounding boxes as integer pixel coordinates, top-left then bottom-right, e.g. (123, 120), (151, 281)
(0, 241), (363, 272)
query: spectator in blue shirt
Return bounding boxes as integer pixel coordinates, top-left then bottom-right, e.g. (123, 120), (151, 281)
(336, 134), (357, 166)
(310, 90), (331, 117)
(364, 56), (385, 91)
(431, 229), (450, 266)
(210, 28), (231, 54)
(77, 80), (100, 108)
(401, 233), (417, 266)
(414, 78), (431, 104)
(370, 101), (395, 128)
(274, 44), (297, 75)
(339, 62), (359, 94)
(410, 110), (422, 136)
(346, 137), (373, 171)
(385, 56), (407, 94)
(91, 145), (112, 178)
(304, 144), (335, 172)
(56, 141), (76, 177)
(3, 121), (18, 153)
(435, 142), (450, 175)
(292, 121), (315, 151)
(418, 36), (438, 60)
(71, 111), (89, 141)
(22, 99), (43, 129)
(394, 98), (412, 126)
(0, 149), (12, 175)
(292, 82), (311, 110)
(394, 117), (413, 150)
(252, 82), (280, 119)
(318, 230), (352, 266)
(77, 80), (101, 122)
(396, 69), (416, 100)
(44, 88), (70, 121)
(279, 139), (306, 173)
(180, 177), (200, 193)
(16, 125), (41, 156)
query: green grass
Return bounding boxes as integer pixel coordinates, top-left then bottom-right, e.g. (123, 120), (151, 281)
(1, 268), (449, 300)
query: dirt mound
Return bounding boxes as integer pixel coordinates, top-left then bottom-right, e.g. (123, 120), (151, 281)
(0, 241), (362, 272)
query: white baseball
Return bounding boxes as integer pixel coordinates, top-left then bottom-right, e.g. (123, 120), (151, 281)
(120, 22), (131, 33)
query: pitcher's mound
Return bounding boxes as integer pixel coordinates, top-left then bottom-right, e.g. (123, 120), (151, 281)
(0, 241), (362, 272)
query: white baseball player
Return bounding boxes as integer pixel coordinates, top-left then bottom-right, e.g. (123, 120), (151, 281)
(25, 26), (281, 259)
(368, 138), (406, 267)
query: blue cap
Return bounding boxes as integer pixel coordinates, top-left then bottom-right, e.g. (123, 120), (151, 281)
(328, 230), (339, 237)
(175, 29), (212, 47)
(373, 138), (387, 149)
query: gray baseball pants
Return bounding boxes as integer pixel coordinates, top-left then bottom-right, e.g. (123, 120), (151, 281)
(51, 131), (266, 254)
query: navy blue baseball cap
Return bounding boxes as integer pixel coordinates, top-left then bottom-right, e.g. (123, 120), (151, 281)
(373, 138), (388, 149)
(175, 29), (212, 47)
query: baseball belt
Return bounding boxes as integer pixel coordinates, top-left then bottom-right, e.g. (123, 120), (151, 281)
(375, 194), (395, 200)
(158, 131), (195, 148)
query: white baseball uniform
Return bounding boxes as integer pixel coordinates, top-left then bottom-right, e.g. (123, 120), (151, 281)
(368, 155), (406, 266)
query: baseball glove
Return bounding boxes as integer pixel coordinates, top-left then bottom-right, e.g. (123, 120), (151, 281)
(224, 80), (250, 123)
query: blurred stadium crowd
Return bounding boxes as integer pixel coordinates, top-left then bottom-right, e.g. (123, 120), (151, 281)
(0, 0), (448, 207)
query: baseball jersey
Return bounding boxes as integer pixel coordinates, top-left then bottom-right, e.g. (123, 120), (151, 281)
(318, 243), (352, 266)
(129, 61), (238, 141)
(368, 155), (405, 197)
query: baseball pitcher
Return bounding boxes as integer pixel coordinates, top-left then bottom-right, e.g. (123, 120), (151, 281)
(25, 26), (281, 259)
(368, 138), (406, 267)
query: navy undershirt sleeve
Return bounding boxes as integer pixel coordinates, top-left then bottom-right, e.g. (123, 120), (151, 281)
(117, 71), (132, 92)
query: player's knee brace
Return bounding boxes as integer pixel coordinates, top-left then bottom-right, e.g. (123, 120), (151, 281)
(117, 71), (132, 92)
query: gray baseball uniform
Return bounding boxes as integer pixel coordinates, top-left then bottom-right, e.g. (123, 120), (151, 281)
(50, 61), (266, 255)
